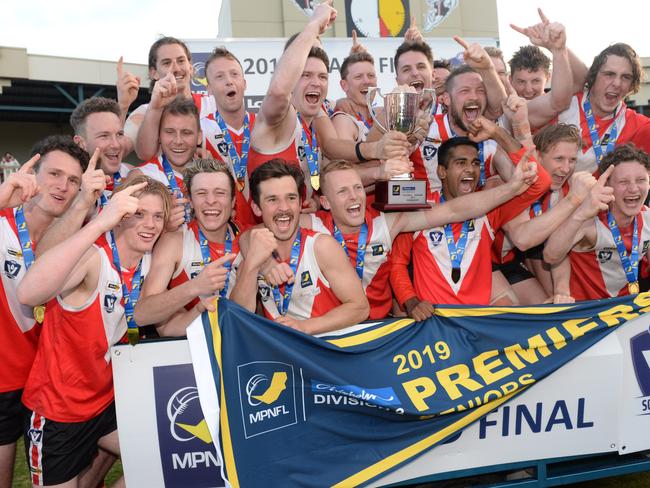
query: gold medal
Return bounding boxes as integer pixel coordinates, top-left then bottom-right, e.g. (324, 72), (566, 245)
(237, 178), (246, 193)
(310, 174), (320, 191)
(34, 305), (45, 324)
(628, 282), (640, 295)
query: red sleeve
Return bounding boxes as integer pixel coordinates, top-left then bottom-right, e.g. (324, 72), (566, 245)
(488, 158), (552, 230)
(389, 232), (417, 306)
(631, 114), (650, 154)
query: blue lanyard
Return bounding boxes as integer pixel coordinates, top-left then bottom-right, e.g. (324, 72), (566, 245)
(108, 231), (143, 346)
(357, 112), (372, 130)
(14, 206), (35, 269)
(323, 99), (335, 117)
(161, 155), (191, 223)
(332, 222), (368, 279)
(607, 212), (639, 292)
(99, 172), (123, 207)
(583, 97), (619, 164)
(214, 111), (250, 189)
(440, 194), (470, 283)
(198, 226), (232, 298)
(298, 115), (320, 191)
(271, 231), (302, 316)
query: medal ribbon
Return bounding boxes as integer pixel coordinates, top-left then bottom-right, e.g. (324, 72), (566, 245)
(271, 231), (302, 315)
(214, 111), (250, 187)
(108, 231), (143, 345)
(298, 115), (320, 184)
(161, 155), (191, 222)
(607, 212), (639, 291)
(99, 172), (123, 207)
(198, 227), (232, 298)
(15, 206), (35, 269)
(357, 112), (372, 130)
(583, 97), (619, 164)
(332, 222), (368, 280)
(440, 194), (470, 279)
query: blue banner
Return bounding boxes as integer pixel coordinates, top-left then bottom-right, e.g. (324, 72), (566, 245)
(188, 294), (650, 487)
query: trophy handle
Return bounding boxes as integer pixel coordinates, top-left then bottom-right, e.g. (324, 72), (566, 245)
(366, 87), (389, 133)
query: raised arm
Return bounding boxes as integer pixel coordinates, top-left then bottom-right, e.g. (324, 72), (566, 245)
(116, 56), (141, 125)
(17, 182), (146, 306)
(134, 72), (178, 160)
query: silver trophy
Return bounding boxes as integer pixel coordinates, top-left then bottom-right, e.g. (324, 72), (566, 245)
(366, 87), (435, 210)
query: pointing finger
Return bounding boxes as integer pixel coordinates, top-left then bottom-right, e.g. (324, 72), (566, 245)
(86, 148), (101, 173)
(453, 35), (470, 50)
(122, 181), (148, 196)
(510, 23), (527, 35)
(537, 8), (550, 24)
(117, 56), (124, 77)
(352, 29), (358, 45)
(213, 253), (237, 267)
(410, 14), (417, 28)
(20, 154), (41, 173)
(597, 164), (615, 186)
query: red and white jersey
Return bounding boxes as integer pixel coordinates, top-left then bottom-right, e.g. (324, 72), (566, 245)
(22, 234), (151, 422)
(0, 208), (40, 392)
(558, 90), (650, 174)
(330, 111), (369, 142)
(100, 163), (133, 202)
(310, 207), (392, 319)
(258, 228), (340, 321)
(168, 220), (240, 310)
(492, 184), (568, 264)
(411, 113), (497, 195)
(569, 208), (650, 301)
(139, 155), (184, 190)
(249, 115), (321, 200)
(124, 93), (216, 144)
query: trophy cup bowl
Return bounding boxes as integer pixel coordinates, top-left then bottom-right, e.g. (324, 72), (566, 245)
(366, 87), (434, 211)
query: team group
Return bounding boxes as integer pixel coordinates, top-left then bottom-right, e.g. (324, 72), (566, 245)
(1, 1), (650, 486)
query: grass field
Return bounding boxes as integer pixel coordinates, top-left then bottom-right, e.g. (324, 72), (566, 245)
(10, 437), (650, 487)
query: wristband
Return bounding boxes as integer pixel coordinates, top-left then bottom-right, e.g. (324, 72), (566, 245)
(355, 142), (368, 162)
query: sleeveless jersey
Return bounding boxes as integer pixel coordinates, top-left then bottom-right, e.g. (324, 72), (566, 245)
(139, 155), (184, 190)
(0, 208), (40, 392)
(558, 90), (650, 174)
(310, 207), (392, 319)
(249, 115), (321, 200)
(413, 113), (497, 195)
(201, 111), (257, 227)
(330, 111), (369, 142)
(569, 208), (650, 301)
(22, 234), (151, 422)
(258, 228), (340, 321)
(168, 220), (240, 310)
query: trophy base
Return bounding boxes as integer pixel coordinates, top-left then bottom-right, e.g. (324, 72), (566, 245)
(372, 180), (430, 212)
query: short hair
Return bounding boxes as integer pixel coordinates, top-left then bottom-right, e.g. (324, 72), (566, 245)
(485, 46), (505, 64)
(250, 159), (305, 206)
(29, 135), (90, 173)
(533, 123), (582, 155)
(394, 41), (434, 71)
(586, 43), (643, 94)
(148, 37), (192, 92)
(445, 65), (480, 93)
(112, 173), (173, 223)
(437, 137), (479, 168)
(69, 97), (121, 136)
(320, 160), (357, 193)
(204, 46), (243, 77)
(509, 45), (551, 75)
(161, 97), (200, 132)
(340, 52), (375, 80)
(183, 158), (236, 199)
(433, 59), (451, 70)
(307, 46), (330, 72)
(598, 143), (650, 176)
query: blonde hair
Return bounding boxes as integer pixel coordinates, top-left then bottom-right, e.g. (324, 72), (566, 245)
(113, 173), (173, 223)
(182, 158), (236, 199)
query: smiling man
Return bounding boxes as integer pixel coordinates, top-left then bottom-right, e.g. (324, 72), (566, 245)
(17, 175), (171, 487)
(134, 159), (238, 336)
(544, 144), (649, 301)
(0, 137), (87, 488)
(230, 159), (369, 334)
